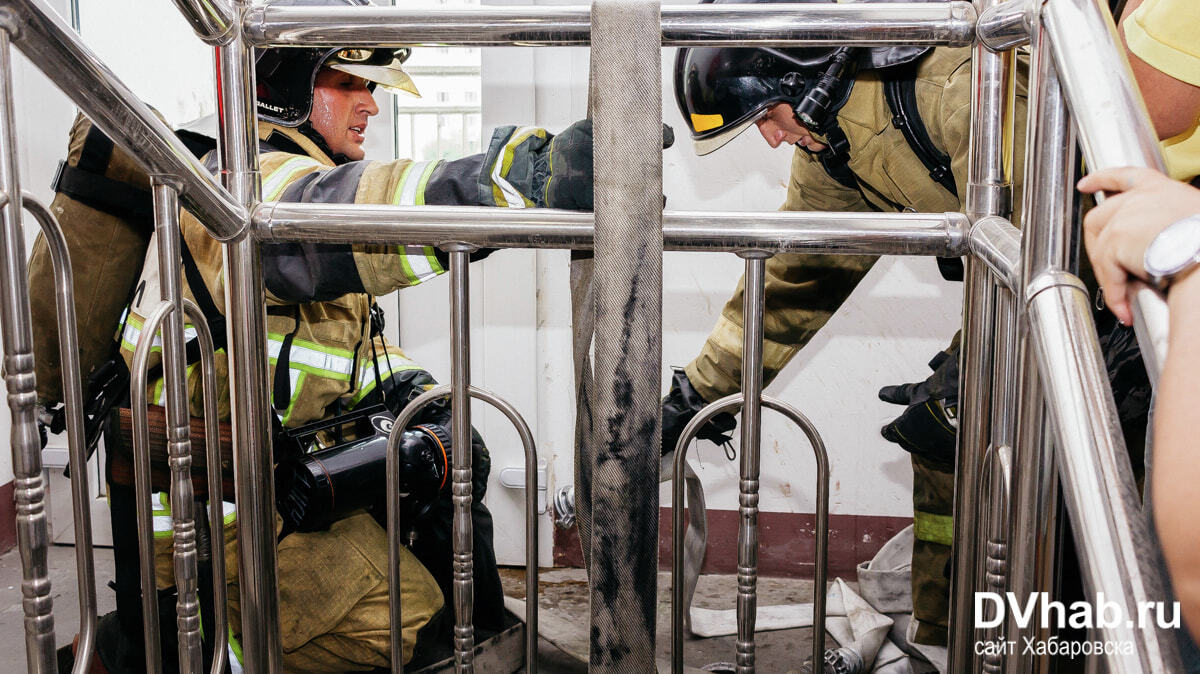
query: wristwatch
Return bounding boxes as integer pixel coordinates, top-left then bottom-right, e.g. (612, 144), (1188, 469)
(1144, 213), (1200, 290)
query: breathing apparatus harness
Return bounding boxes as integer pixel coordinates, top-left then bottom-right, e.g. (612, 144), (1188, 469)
(784, 47), (961, 280)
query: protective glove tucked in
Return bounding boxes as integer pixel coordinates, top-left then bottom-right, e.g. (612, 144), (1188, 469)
(661, 367), (737, 457)
(878, 346), (959, 470)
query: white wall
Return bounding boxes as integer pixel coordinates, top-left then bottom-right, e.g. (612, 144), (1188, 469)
(394, 0), (963, 565)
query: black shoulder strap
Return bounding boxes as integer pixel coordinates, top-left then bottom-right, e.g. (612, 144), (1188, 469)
(882, 71), (964, 281)
(52, 124), (155, 231)
(179, 237), (228, 357)
(815, 123), (858, 191)
(883, 70), (957, 198)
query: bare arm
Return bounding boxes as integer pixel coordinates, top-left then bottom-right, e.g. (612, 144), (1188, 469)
(1078, 166), (1200, 639)
(1120, 0), (1200, 139)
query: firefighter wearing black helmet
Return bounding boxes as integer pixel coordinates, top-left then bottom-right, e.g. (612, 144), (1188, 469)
(665, 0), (1029, 649)
(82, 1), (603, 671)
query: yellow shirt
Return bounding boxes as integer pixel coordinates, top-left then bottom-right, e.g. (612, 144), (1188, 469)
(1124, 0), (1200, 180)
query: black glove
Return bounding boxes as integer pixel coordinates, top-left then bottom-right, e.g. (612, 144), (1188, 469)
(541, 120), (676, 210)
(483, 120), (674, 212)
(879, 348), (959, 469)
(661, 368), (736, 457)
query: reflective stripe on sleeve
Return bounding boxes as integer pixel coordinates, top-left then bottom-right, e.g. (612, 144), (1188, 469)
(490, 126), (543, 208)
(390, 160), (446, 284)
(262, 156), (324, 201)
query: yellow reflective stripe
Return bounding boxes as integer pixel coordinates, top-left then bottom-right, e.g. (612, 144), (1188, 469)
(228, 626), (244, 672)
(279, 370), (305, 426)
(265, 335), (354, 380)
(262, 156), (324, 201)
(350, 353), (423, 406)
(153, 361), (199, 407)
(389, 161), (417, 204)
(390, 160), (446, 285)
(914, 511), (954, 546)
(153, 495), (236, 538)
(120, 314), (200, 354)
(391, 160), (437, 206)
(153, 492), (173, 538)
(491, 127), (543, 208)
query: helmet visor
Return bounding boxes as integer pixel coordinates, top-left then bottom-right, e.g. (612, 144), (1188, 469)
(691, 107), (767, 156)
(327, 48), (421, 98)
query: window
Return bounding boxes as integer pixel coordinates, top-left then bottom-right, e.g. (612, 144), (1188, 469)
(392, 0), (482, 161)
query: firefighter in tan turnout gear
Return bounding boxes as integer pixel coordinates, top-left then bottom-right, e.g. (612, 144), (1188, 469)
(666, 0), (1029, 648)
(70, 1), (599, 671)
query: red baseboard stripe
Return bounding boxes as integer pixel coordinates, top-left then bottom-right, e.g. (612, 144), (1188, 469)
(0, 480), (15, 556)
(554, 507), (911, 578)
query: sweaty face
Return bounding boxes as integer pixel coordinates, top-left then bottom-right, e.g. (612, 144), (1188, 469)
(309, 68), (380, 161)
(754, 102), (828, 153)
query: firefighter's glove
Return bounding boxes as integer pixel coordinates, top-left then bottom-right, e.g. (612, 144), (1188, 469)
(879, 350), (959, 470)
(661, 368), (736, 457)
(482, 120), (674, 212)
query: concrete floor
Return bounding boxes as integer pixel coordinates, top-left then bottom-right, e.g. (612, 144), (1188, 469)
(0, 545), (829, 672)
(0, 542), (118, 653)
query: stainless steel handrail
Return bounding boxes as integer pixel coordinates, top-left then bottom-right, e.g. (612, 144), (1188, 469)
(976, 0), (1031, 51)
(150, 180), (204, 674)
(948, 0), (1017, 667)
(129, 300), (175, 674)
(22, 193), (98, 674)
(0, 0), (247, 241)
(169, 0), (237, 46)
(1026, 272), (1182, 672)
(178, 300), (230, 674)
(968, 215), (1022, 292)
(245, 2), (977, 48)
(669, 393), (829, 674)
(254, 203), (969, 256)
(1042, 0), (1170, 385)
(388, 384), (541, 674)
(0, 23), (56, 673)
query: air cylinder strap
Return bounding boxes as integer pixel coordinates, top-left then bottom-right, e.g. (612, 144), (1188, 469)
(577, 1), (664, 670)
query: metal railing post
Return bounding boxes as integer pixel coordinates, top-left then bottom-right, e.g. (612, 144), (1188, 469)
(1004, 19), (1074, 674)
(150, 180), (204, 674)
(735, 253), (768, 673)
(217, 2), (280, 671)
(22, 194), (99, 674)
(447, 246), (476, 672)
(0, 20), (55, 674)
(949, 0), (1017, 668)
